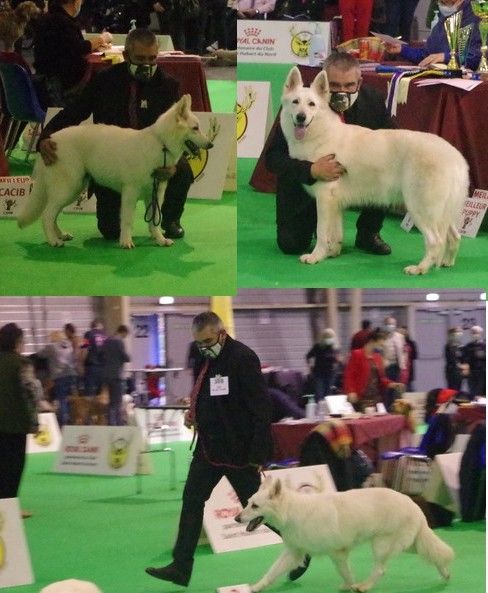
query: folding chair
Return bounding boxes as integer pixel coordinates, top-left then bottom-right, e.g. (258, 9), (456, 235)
(0, 63), (46, 161)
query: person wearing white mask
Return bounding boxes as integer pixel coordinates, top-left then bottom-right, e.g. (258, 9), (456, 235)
(384, 0), (481, 70)
(306, 328), (341, 400)
(266, 52), (395, 258)
(382, 316), (406, 383)
(462, 325), (486, 398)
(444, 326), (465, 390)
(33, 0), (107, 106)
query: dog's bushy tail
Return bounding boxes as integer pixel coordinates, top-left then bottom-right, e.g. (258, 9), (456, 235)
(415, 519), (454, 580)
(17, 169), (46, 228)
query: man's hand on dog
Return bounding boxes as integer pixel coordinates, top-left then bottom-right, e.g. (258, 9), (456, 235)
(311, 154), (346, 182)
(39, 138), (58, 166)
(153, 166), (177, 182)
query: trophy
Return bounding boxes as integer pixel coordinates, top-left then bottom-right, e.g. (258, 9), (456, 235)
(444, 10), (463, 71)
(471, 0), (488, 71)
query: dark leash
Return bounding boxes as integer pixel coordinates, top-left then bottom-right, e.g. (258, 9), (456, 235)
(144, 147), (169, 226)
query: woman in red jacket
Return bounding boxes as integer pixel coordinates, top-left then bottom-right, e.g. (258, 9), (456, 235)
(343, 328), (404, 411)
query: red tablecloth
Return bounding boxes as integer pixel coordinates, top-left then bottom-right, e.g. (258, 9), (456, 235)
(250, 65), (488, 194)
(453, 404), (486, 433)
(272, 413), (409, 466)
(86, 55), (212, 112)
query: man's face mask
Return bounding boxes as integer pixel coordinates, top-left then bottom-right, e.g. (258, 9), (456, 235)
(384, 324), (396, 333)
(128, 62), (157, 81)
(438, 2), (462, 17)
(329, 90), (359, 113)
(197, 331), (225, 359)
(322, 338), (335, 346)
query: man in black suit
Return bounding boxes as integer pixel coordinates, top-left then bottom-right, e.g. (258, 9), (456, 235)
(101, 325), (130, 426)
(266, 52), (395, 256)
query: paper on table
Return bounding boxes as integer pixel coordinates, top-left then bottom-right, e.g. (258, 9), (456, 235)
(414, 78), (483, 90)
(370, 31), (407, 45)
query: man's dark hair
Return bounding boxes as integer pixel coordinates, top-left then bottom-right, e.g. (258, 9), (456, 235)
(192, 312), (223, 333)
(366, 328), (387, 343)
(361, 319), (371, 330)
(0, 323), (24, 352)
(125, 28), (158, 52)
(64, 323), (76, 335)
(324, 51), (361, 73)
(117, 324), (129, 335)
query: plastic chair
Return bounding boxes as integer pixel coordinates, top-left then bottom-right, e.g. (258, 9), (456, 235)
(0, 63), (46, 161)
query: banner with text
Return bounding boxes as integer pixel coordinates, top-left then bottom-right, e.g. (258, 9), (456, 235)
(0, 498), (34, 589)
(0, 176), (31, 219)
(27, 412), (61, 454)
(54, 425), (142, 476)
(237, 81), (273, 158)
(203, 465), (336, 553)
(237, 20), (331, 64)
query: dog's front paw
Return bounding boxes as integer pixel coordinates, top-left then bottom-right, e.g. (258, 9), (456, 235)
(120, 239), (135, 249)
(49, 238), (65, 247)
(155, 236), (174, 247)
(60, 232), (73, 241)
(300, 251), (325, 264)
(404, 264), (426, 275)
(351, 582), (371, 592)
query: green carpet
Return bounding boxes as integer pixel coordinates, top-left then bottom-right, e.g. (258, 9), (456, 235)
(0, 80), (237, 296)
(14, 443), (485, 593)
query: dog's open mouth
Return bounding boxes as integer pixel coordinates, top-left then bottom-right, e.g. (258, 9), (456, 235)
(184, 140), (201, 156)
(293, 120), (311, 141)
(246, 516), (264, 532)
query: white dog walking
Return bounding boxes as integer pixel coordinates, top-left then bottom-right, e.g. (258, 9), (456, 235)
(236, 476), (454, 592)
(39, 580), (102, 593)
(17, 94), (212, 249)
(280, 67), (469, 274)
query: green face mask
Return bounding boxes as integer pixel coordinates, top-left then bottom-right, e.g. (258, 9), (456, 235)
(128, 62), (157, 81)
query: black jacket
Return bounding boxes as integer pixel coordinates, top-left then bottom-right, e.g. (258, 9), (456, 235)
(39, 62), (180, 141)
(194, 336), (272, 467)
(266, 85), (395, 186)
(33, 5), (92, 90)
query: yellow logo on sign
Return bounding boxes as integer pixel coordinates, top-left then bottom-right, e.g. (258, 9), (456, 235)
(35, 423), (52, 446)
(236, 87), (257, 142)
(108, 436), (131, 469)
(290, 26), (312, 57)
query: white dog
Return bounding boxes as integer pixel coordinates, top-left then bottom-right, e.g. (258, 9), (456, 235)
(281, 67), (469, 274)
(40, 579), (102, 593)
(236, 476), (454, 592)
(17, 94), (212, 248)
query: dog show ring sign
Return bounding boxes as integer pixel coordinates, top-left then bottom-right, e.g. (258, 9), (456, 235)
(203, 464), (336, 554)
(237, 20), (331, 64)
(0, 176), (32, 219)
(237, 81), (273, 158)
(54, 425), (142, 476)
(27, 412), (62, 454)
(0, 498), (34, 589)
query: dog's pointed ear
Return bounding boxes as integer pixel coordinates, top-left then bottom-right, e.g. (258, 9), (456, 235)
(311, 69), (330, 100)
(176, 94), (191, 120)
(262, 474), (272, 488)
(270, 478), (282, 499)
(284, 66), (303, 94)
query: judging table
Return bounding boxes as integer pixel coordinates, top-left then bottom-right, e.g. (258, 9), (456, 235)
(249, 64), (488, 197)
(453, 404), (486, 433)
(86, 54), (212, 112)
(271, 413), (410, 467)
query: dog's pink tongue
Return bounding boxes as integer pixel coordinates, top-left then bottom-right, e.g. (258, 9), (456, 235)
(294, 125), (306, 141)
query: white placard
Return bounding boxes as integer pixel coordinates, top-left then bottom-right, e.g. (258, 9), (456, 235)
(237, 81), (273, 158)
(187, 113), (235, 200)
(237, 20), (331, 64)
(459, 189), (488, 237)
(0, 176), (32, 219)
(134, 407), (192, 443)
(0, 498), (34, 589)
(400, 212), (415, 232)
(422, 452), (462, 515)
(27, 412), (62, 454)
(203, 465), (335, 553)
(54, 425), (142, 476)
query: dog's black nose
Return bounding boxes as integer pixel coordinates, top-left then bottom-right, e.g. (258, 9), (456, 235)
(207, 142), (214, 149)
(296, 113), (306, 124)
(235, 514), (242, 523)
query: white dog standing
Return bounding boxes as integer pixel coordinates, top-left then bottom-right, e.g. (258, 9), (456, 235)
(40, 580), (102, 593)
(236, 476), (454, 592)
(280, 67), (469, 275)
(17, 94), (212, 249)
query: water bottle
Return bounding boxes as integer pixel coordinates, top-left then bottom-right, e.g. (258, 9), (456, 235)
(304, 394), (317, 419)
(308, 24), (326, 67)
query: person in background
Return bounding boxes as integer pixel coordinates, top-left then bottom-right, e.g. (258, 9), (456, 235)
(101, 324), (131, 425)
(338, 0), (374, 41)
(398, 325), (417, 391)
(382, 315), (406, 382)
(145, 311), (272, 587)
(343, 328), (404, 411)
(381, 0), (420, 43)
(237, 0), (276, 18)
(444, 326), (465, 390)
(38, 28), (193, 242)
(37, 330), (77, 426)
(32, 0), (109, 106)
(81, 318), (107, 397)
(266, 52), (394, 258)
(350, 319), (372, 350)
(306, 328), (341, 401)
(64, 323), (84, 390)
(384, 0), (481, 70)
(0, 323), (38, 518)
(462, 325), (486, 398)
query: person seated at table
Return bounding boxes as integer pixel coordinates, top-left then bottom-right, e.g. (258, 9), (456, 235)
(338, 0), (374, 41)
(265, 52), (395, 256)
(32, 0), (108, 106)
(384, 0), (481, 70)
(343, 328), (404, 412)
(237, 0), (276, 19)
(37, 28), (193, 241)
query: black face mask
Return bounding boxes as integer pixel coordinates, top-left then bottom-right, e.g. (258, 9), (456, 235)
(329, 90), (359, 113)
(128, 62), (157, 81)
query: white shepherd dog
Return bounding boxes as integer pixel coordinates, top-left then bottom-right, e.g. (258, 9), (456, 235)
(281, 67), (469, 274)
(40, 580), (102, 593)
(17, 94), (213, 249)
(236, 476), (454, 592)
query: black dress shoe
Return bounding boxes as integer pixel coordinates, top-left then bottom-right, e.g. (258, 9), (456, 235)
(163, 221), (185, 239)
(355, 233), (391, 255)
(145, 563), (190, 586)
(288, 554), (311, 581)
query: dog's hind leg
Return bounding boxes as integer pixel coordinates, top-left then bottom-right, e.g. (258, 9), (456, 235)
(351, 537), (395, 592)
(119, 186), (140, 248)
(328, 549), (355, 591)
(404, 223), (444, 275)
(250, 549), (304, 592)
(441, 224), (461, 267)
(145, 182), (173, 247)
